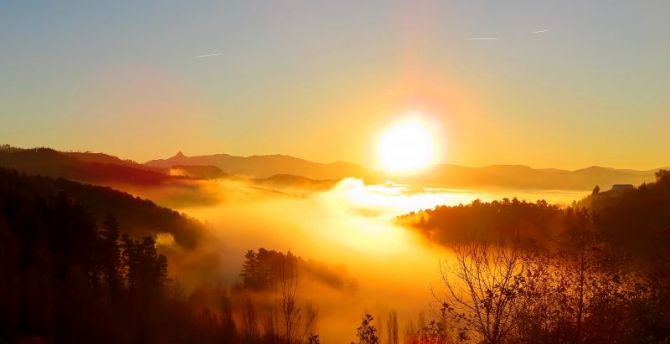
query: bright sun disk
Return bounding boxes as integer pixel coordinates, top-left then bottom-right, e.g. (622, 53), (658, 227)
(376, 115), (439, 174)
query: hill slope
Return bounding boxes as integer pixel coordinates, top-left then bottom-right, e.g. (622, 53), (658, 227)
(407, 164), (659, 190)
(0, 146), (173, 185)
(146, 151), (660, 190)
(0, 168), (203, 249)
(145, 151), (379, 181)
(1, 145), (662, 191)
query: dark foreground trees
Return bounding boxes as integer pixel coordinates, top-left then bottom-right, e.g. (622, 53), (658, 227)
(436, 237), (670, 344)
(0, 181), (177, 343)
(4, 167), (670, 343)
(238, 248), (357, 292)
(0, 179), (323, 343)
(440, 242), (530, 344)
(402, 171), (670, 343)
(352, 313), (379, 344)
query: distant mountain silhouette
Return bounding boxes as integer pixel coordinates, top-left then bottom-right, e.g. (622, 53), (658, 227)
(0, 146), (173, 185)
(146, 151), (661, 190)
(66, 151), (153, 169)
(1, 145), (663, 191)
(406, 164), (660, 190)
(253, 174), (337, 191)
(145, 151), (380, 181)
(169, 164), (227, 179)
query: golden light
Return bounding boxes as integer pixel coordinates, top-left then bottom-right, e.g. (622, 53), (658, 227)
(376, 114), (441, 174)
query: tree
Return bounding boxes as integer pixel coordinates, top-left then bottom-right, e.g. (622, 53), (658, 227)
(220, 291), (237, 343)
(656, 169), (670, 188)
(280, 252), (300, 344)
(100, 214), (121, 293)
(122, 235), (168, 296)
(387, 310), (399, 344)
(241, 250), (260, 289)
(592, 185), (600, 195)
(308, 334), (320, 344)
(440, 241), (530, 344)
(352, 313), (379, 344)
(243, 297), (260, 343)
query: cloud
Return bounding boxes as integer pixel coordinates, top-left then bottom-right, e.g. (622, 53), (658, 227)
(532, 29), (549, 34)
(193, 53), (222, 59)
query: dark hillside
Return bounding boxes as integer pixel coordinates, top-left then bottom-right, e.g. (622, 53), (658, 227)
(0, 168), (203, 249)
(0, 146), (173, 186)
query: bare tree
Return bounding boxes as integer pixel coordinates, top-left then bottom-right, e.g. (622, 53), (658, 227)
(262, 305), (280, 344)
(387, 310), (399, 344)
(301, 302), (319, 344)
(440, 241), (530, 344)
(403, 310), (453, 344)
(280, 252), (301, 344)
(242, 297), (259, 343)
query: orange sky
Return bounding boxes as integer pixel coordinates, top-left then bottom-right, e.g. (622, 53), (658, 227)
(1, 1), (669, 170)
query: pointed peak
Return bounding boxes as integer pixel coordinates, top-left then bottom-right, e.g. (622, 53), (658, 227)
(173, 151), (186, 159)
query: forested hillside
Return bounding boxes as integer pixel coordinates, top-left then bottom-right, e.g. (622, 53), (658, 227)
(396, 171), (670, 343)
(0, 168), (203, 249)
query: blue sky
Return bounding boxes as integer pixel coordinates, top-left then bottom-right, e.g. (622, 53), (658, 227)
(1, 1), (669, 168)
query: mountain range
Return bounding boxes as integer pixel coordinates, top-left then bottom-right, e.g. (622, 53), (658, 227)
(411, 164), (660, 190)
(145, 150), (661, 190)
(0, 145), (663, 191)
(145, 151), (377, 181)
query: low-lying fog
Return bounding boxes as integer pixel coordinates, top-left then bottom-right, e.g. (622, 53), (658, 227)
(142, 178), (587, 341)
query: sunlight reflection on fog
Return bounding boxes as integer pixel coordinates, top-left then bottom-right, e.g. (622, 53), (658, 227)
(167, 178), (587, 341)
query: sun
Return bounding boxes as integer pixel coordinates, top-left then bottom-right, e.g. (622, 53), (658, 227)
(376, 114), (440, 175)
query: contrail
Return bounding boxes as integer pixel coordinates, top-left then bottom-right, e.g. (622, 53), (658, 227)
(532, 29), (548, 34)
(193, 53), (222, 59)
(467, 37), (499, 41)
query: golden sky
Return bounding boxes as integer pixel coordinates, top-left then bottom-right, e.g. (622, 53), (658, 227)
(1, 1), (669, 169)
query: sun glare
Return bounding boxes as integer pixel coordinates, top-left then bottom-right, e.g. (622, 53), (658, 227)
(376, 114), (440, 174)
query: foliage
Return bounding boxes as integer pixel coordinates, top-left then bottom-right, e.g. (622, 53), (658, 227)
(238, 248), (356, 292)
(0, 167), (324, 343)
(0, 167), (203, 249)
(0, 175), (171, 342)
(352, 313), (379, 344)
(403, 171), (670, 343)
(398, 198), (564, 246)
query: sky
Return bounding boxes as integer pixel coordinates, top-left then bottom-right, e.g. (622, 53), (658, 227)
(1, 1), (669, 170)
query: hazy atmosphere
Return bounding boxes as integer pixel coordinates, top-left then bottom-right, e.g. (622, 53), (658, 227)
(2, 1), (670, 168)
(2, 1), (670, 344)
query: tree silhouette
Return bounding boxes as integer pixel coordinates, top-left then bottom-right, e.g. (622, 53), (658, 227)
(352, 313), (379, 344)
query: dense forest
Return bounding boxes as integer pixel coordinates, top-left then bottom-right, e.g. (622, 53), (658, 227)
(0, 173), (173, 342)
(0, 168), (203, 249)
(0, 168), (322, 343)
(237, 248), (356, 292)
(0, 168), (341, 343)
(397, 198), (565, 245)
(396, 171), (670, 343)
(3, 164), (670, 343)
(0, 145), (174, 186)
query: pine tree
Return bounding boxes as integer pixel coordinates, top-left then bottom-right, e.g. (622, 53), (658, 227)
(240, 250), (259, 289)
(100, 214), (121, 292)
